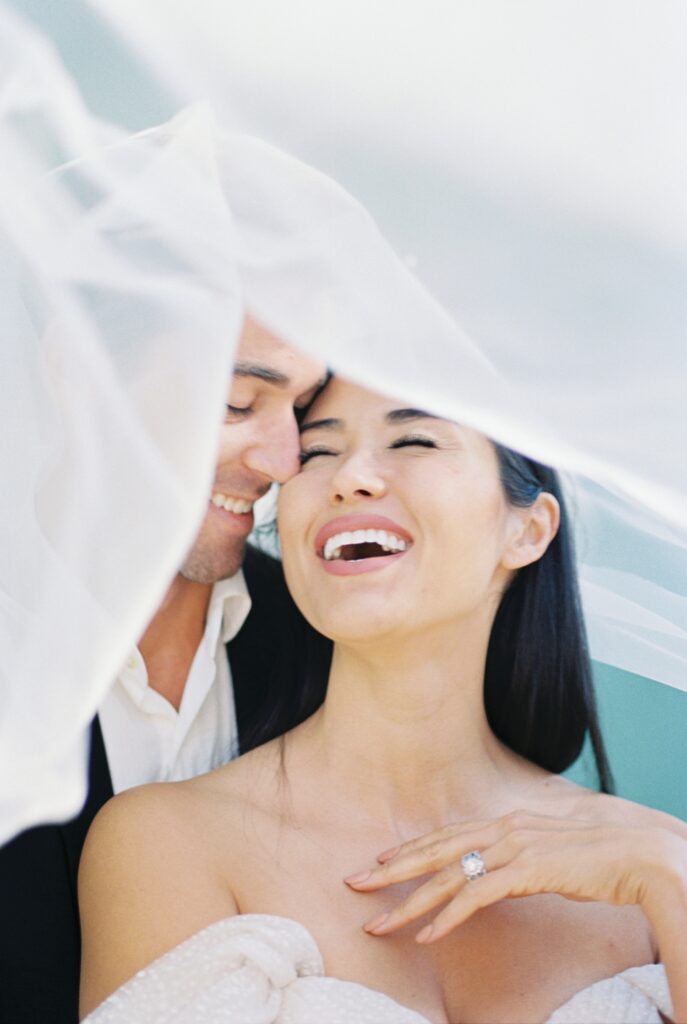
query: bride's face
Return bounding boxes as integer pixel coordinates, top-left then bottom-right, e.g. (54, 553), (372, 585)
(278, 378), (527, 645)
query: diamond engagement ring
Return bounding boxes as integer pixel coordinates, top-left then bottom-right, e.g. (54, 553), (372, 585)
(460, 850), (487, 881)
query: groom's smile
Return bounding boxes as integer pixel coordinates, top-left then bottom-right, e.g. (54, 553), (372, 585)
(180, 316), (326, 584)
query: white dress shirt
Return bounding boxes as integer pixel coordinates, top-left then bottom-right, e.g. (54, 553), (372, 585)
(99, 572), (252, 795)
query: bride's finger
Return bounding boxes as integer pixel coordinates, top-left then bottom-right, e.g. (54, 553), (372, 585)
(415, 864), (524, 944)
(347, 830), (483, 890)
(348, 812), (580, 891)
(362, 839), (524, 937)
(348, 819), (517, 889)
(375, 820), (490, 864)
(362, 864), (463, 935)
(362, 827), (541, 933)
(375, 811), (593, 866)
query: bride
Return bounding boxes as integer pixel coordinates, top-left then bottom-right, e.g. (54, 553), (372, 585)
(79, 377), (687, 1023)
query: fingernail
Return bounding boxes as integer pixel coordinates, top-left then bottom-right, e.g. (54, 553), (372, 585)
(364, 912), (389, 933)
(416, 925), (434, 943)
(378, 845), (400, 863)
(344, 870), (372, 885)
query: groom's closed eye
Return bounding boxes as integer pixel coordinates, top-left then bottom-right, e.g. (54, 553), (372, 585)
(226, 403), (254, 420)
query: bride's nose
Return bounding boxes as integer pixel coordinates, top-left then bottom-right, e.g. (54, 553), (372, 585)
(329, 451), (387, 505)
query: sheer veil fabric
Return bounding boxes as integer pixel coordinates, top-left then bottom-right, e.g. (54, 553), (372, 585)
(1, 0), (686, 842)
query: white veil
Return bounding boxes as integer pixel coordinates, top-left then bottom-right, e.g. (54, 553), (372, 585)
(1, 0), (686, 843)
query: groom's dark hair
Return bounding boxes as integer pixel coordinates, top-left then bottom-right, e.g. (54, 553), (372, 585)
(242, 446), (613, 793)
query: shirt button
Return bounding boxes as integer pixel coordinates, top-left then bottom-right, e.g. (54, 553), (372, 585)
(126, 654), (138, 671)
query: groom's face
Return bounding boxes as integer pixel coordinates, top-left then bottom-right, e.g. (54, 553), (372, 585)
(180, 317), (326, 583)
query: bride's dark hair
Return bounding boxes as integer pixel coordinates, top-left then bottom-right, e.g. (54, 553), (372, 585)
(239, 445), (613, 792)
(486, 447), (612, 791)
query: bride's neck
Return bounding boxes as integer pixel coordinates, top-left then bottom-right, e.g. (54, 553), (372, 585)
(295, 620), (541, 833)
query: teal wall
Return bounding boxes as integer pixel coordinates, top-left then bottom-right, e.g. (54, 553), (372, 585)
(566, 664), (687, 820)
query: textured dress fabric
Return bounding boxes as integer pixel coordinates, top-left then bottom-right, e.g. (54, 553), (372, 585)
(83, 914), (672, 1024)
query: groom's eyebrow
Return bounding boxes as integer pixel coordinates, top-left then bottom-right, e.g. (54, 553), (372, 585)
(233, 362), (291, 386)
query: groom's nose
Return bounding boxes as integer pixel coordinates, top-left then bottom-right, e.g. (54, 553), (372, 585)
(243, 412), (301, 484)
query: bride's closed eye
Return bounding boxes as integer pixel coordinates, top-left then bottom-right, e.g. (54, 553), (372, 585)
(299, 435), (439, 465)
(299, 446), (337, 465)
(389, 435), (439, 450)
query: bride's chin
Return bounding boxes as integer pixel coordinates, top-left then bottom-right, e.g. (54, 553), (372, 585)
(312, 610), (408, 647)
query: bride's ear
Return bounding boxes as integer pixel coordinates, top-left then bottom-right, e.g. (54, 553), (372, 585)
(501, 492), (560, 571)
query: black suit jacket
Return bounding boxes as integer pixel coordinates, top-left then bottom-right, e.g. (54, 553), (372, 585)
(0, 546), (294, 1024)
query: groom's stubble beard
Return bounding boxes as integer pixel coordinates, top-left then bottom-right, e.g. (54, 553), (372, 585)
(179, 523), (248, 584)
(178, 469), (269, 583)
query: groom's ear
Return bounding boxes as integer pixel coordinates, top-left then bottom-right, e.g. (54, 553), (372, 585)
(501, 492), (560, 571)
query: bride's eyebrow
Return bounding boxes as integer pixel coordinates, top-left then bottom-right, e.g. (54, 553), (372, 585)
(299, 417), (343, 435)
(385, 408), (441, 423)
(300, 409), (443, 434)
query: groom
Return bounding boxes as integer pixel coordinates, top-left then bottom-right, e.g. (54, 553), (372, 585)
(0, 317), (326, 1024)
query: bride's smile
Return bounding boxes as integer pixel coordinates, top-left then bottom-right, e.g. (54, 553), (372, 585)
(315, 512), (414, 575)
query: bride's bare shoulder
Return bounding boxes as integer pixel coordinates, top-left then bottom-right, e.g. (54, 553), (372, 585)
(78, 741), (283, 1017)
(83, 738), (284, 873)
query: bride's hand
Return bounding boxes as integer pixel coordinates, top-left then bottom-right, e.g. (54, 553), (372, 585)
(343, 810), (687, 943)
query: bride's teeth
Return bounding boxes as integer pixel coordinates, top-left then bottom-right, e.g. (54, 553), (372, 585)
(322, 526), (411, 560)
(324, 536), (347, 560)
(324, 537), (336, 560)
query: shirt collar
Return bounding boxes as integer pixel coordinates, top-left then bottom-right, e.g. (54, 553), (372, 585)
(117, 569), (252, 703)
(211, 568), (252, 644)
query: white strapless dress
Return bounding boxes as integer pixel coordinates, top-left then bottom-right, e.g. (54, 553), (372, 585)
(84, 914), (672, 1024)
